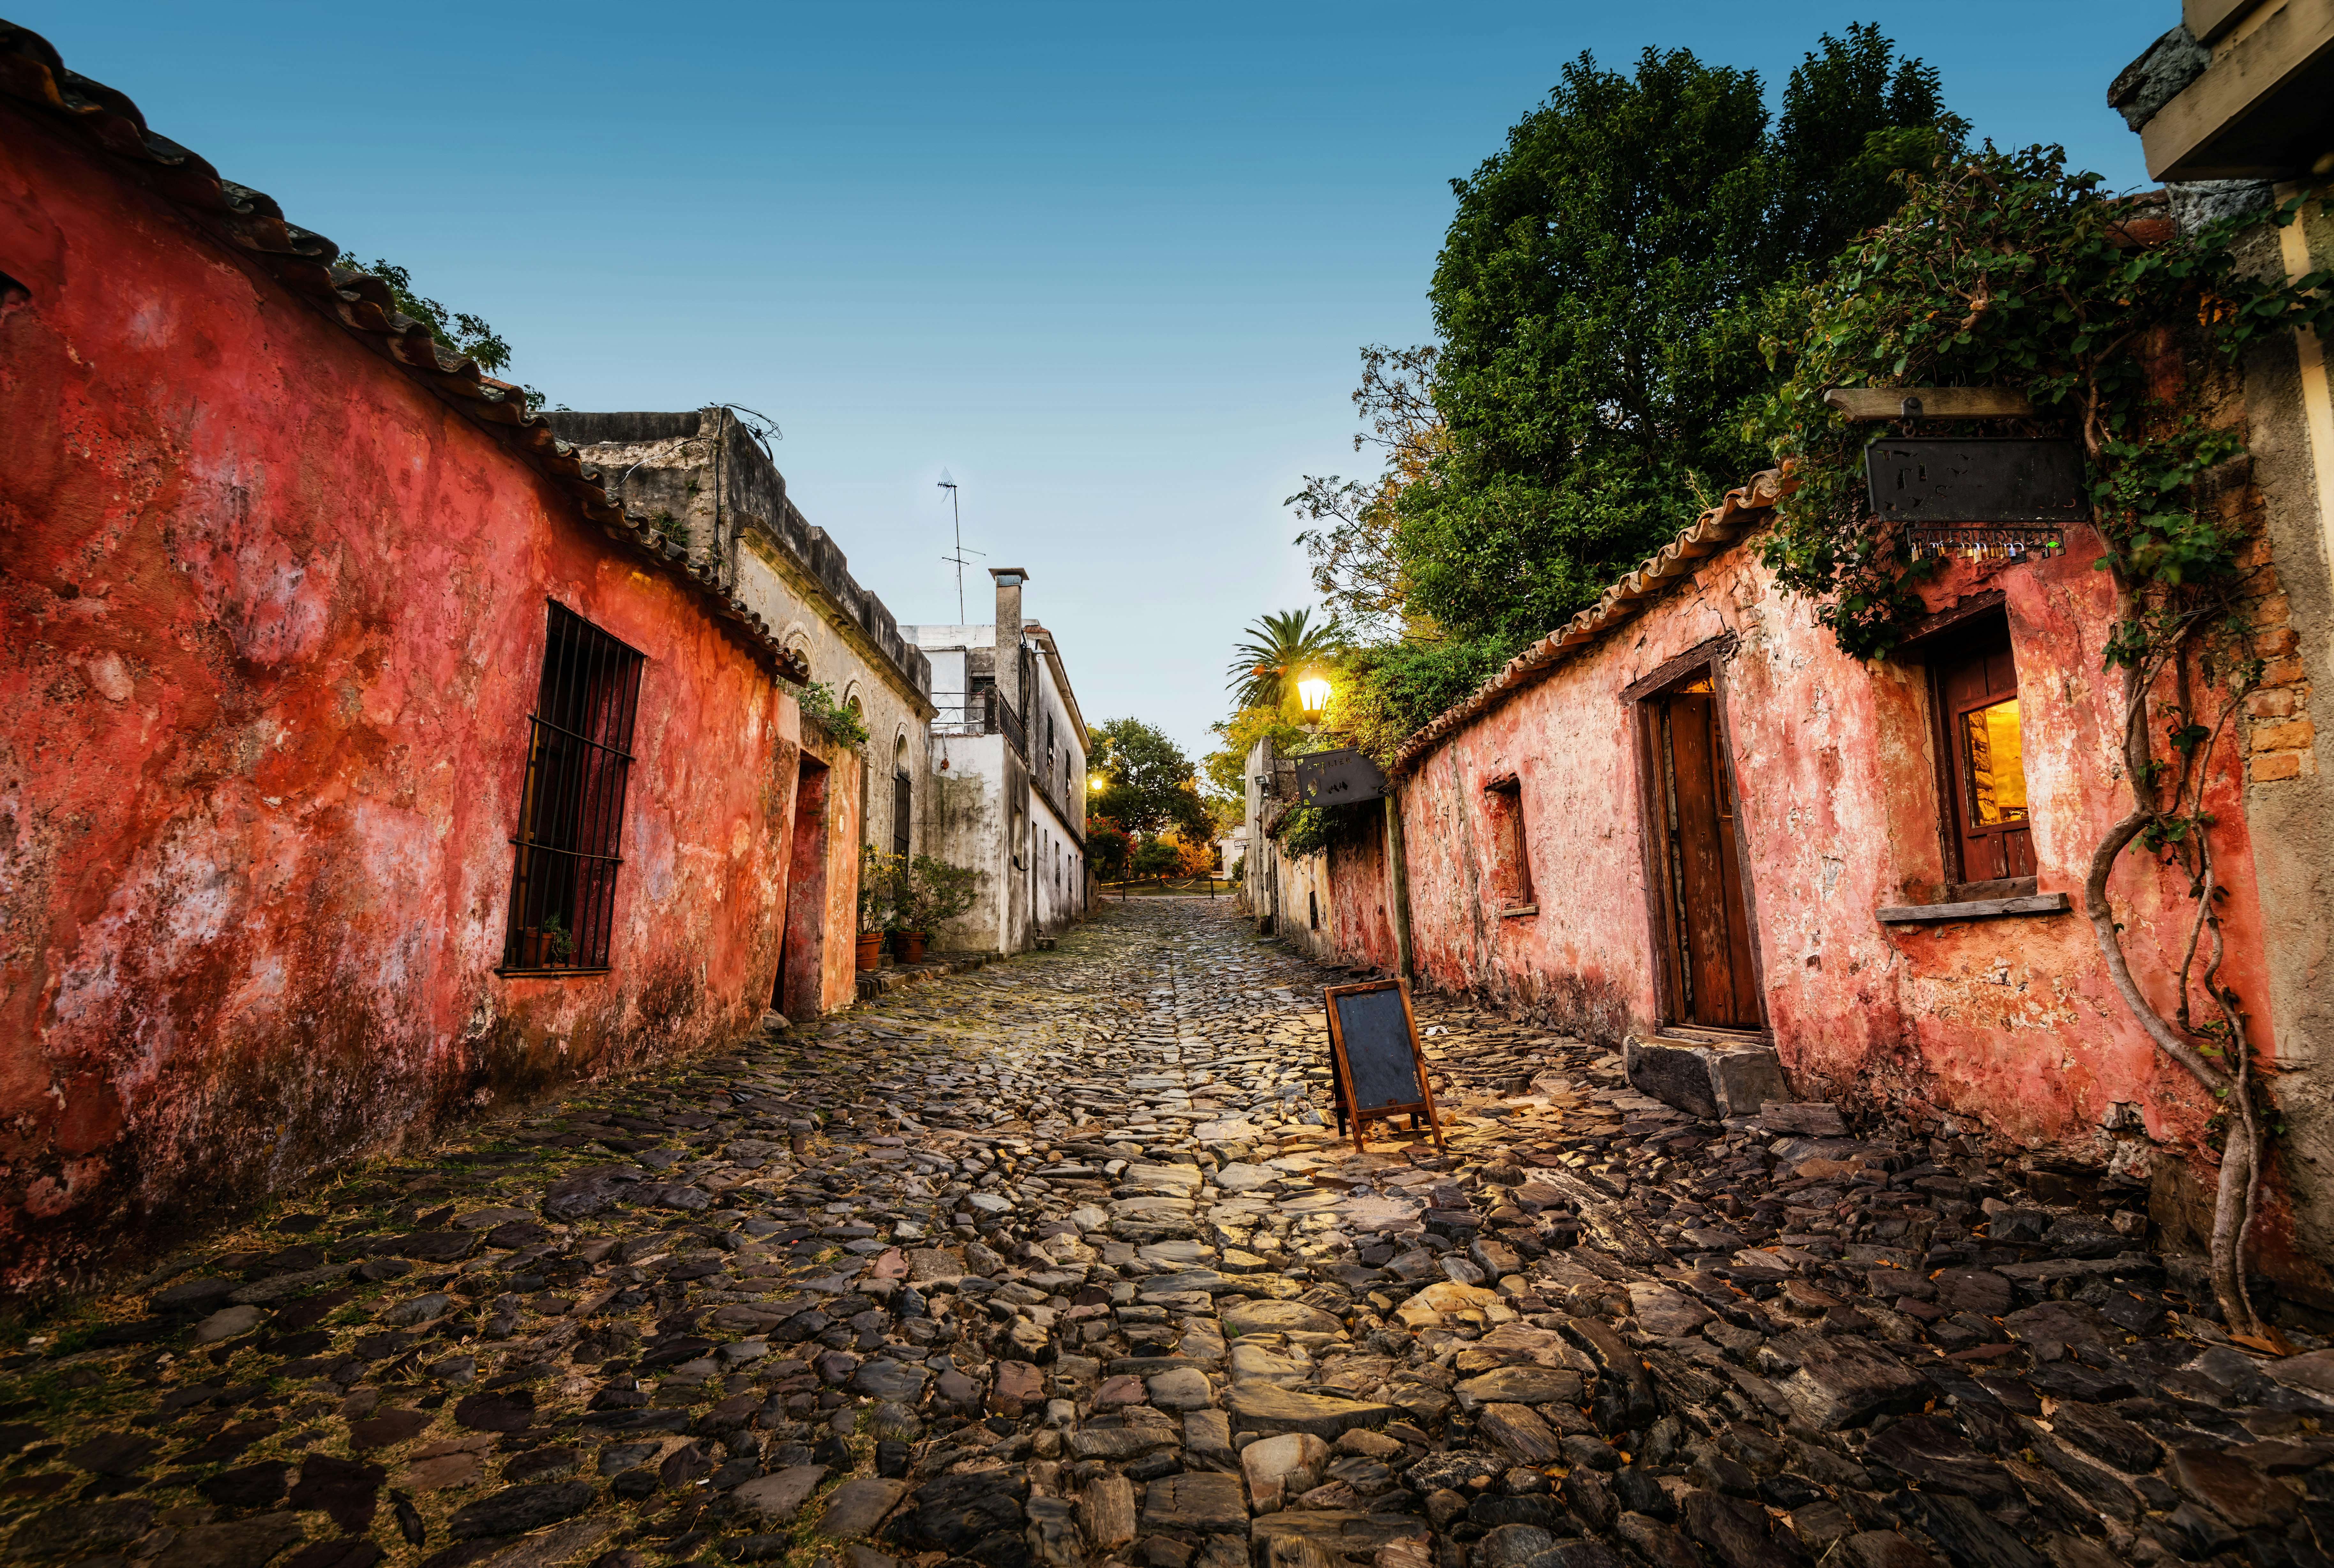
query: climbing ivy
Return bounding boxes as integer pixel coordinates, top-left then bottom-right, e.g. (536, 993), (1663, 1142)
(1754, 145), (2332, 1340)
(1757, 145), (2331, 660)
(792, 680), (869, 749)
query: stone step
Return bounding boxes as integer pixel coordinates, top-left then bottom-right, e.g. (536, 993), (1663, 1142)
(1624, 1034), (1793, 1119)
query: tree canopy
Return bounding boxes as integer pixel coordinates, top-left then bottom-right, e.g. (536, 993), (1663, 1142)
(1276, 25), (1965, 760)
(1089, 718), (1211, 842)
(1404, 26), (1963, 652)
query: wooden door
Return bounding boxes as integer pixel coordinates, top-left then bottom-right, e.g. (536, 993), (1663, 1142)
(1937, 630), (2034, 886)
(1654, 681), (1761, 1029)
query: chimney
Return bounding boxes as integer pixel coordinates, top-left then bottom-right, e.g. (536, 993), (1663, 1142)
(990, 566), (1027, 654)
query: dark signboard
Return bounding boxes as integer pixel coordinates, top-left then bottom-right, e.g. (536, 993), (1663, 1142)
(1865, 438), (2089, 524)
(1294, 748), (1387, 807)
(1323, 978), (1444, 1152)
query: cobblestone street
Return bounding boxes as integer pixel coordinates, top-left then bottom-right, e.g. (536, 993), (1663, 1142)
(5, 899), (2334, 1568)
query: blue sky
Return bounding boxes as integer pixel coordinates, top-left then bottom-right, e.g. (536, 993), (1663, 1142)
(32, 3), (2167, 763)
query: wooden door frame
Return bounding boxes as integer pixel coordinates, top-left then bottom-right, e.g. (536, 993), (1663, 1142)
(1623, 632), (1772, 1039)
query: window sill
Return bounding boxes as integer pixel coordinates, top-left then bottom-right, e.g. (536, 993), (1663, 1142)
(1500, 903), (1539, 919)
(496, 967), (613, 979)
(1875, 892), (2071, 924)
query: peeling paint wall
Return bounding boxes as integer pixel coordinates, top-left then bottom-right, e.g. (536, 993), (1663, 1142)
(0, 104), (825, 1293)
(1327, 516), (2324, 1300)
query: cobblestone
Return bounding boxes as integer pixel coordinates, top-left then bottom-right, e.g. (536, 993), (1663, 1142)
(3, 900), (2331, 1568)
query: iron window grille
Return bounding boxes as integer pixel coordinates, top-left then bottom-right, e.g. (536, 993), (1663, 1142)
(501, 602), (645, 974)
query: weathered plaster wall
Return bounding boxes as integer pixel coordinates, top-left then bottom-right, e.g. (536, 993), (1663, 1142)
(544, 414), (936, 873)
(2227, 201), (2334, 1280)
(1345, 518), (2318, 1294)
(0, 104), (809, 1292)
(1327, 813), (1399, 972)
(1024, 632), (1087, 937)
(924, 736), (1011, 954)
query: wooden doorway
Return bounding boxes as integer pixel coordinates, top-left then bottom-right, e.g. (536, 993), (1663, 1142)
(1639, 667), (1762, 1031)
(778, 758), (830, 1019)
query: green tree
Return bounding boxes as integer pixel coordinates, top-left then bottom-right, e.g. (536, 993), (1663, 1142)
(1090, 719), (1211, 841)
(1085, 816), (1134, 880)
(1398, 26), (1962, 652)
(1226, 609), (1343, 713)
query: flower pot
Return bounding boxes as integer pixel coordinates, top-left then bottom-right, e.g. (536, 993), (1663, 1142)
(855, 931), (884, 971)
(520, 930), (548, 969)
(898, 931), (930, 964)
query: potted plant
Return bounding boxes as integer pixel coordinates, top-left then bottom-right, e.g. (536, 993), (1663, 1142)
(888, 871), (931, 965)
(893, 854), (978, 964)
(856, 845), (899, 970)
(542, 913), (576, 968)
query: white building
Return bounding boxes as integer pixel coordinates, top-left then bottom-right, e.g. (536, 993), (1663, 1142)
(903, 569), (1089, 953)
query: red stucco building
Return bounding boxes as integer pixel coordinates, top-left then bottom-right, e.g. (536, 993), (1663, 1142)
(1269, 442), (2329, 1309)
(0, 23), (861, 1294)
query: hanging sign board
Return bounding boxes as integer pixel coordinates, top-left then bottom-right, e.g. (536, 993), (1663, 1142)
(1865, 438), (2089, 524)
(1294, 749), (1387, 807)
(1322, 978), (1445, 1153)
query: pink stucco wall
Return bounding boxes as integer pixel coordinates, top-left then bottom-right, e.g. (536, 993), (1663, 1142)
(1339, 514), (2309, 1283)
(0, 101), (835, 1293)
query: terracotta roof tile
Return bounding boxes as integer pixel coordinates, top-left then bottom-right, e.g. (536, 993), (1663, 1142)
(0, 19), (807, 680)
(1388, 464), (1798, 778)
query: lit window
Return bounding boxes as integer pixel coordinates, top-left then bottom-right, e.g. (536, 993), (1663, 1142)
(1935, 622), (2036, 889)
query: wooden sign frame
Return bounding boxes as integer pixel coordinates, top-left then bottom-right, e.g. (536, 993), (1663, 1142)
(1321, 978), (1446, 1153)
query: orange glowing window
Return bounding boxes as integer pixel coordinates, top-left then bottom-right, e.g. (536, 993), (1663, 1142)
(1934, 622), (2036, 890)
(1960, 697), (2029, 826)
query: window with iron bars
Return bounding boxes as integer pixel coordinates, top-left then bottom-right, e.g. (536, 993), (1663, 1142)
(501, 602), (645, 973)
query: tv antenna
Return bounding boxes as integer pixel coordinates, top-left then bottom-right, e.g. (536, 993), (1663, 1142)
(937, 469), (985, 622)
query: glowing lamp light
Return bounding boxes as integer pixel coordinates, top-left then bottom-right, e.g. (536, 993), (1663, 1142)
(1297, 676), (1333, 718)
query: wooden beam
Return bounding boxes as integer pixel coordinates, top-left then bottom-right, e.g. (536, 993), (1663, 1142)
(1825, 387), (2037, 422)
(1875, 892), (2072, 923)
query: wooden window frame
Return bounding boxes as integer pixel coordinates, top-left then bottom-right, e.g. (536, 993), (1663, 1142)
(1482, 773), (1537, 917)
(1623, 635), (1770, 1040)
(1916, 605), (2039, 901)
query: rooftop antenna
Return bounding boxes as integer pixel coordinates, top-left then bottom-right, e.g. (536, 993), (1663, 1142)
(937, 468), (985, 622)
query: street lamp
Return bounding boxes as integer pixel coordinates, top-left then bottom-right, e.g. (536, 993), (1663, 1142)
(1297, 676), (1333, 720)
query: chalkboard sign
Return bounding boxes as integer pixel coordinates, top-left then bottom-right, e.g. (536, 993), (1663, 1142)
(1323, 979), (1445, 1152)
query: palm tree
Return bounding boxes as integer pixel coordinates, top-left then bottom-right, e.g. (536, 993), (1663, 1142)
(1227, 608), (1341, 712)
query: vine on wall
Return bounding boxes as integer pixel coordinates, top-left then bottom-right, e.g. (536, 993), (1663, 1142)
(1756, 145), (2331, 1339)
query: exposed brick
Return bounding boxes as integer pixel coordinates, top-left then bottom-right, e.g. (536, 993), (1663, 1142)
(2246, 690), (2297, 718)
(2253, 752), (2306, 782)
(2253, 593), (2292, 626)
(2256, 627), (2300, 658)
(2251, 719), (2316, 752)
(2262, 656), (2307, 686)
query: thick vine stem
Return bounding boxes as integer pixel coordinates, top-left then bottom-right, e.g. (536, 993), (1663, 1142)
(2081, 809), (2233, 1093)
(2080, 614), (2267, 1339)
